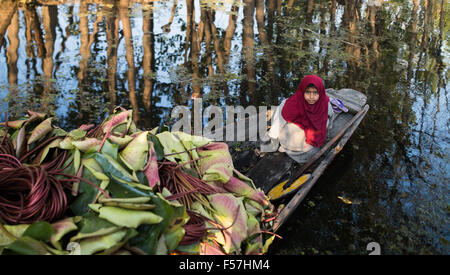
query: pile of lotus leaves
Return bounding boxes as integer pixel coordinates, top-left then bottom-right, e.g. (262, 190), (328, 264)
(0, 108), (279, 255)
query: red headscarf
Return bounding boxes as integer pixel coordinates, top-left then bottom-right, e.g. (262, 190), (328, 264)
(281, 75), (329, 147)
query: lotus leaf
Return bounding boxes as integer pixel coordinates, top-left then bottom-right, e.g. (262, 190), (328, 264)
(98, 206), (163, 228)
(79, 229), (128, 255)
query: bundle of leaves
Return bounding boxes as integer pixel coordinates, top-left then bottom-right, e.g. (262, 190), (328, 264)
(0, 108), (279, 255)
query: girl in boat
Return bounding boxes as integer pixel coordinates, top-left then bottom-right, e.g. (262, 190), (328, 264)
(267, 75), (340, 159)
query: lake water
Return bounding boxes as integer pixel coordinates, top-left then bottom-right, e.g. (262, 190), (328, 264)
(0, 0), (448, 254)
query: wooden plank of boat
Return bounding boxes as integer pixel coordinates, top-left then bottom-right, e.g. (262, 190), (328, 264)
(273, 104), (369, 232)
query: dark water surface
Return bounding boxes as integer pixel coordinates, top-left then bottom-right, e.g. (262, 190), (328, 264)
(0, 0), (448, 254)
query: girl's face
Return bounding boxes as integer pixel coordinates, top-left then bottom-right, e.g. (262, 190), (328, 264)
(304, 86), (320, 105)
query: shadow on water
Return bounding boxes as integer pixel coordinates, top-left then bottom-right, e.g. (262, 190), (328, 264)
(0, 0), (448, 254)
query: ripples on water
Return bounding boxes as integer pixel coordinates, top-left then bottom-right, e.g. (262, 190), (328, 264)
(0, 0), (448, 254)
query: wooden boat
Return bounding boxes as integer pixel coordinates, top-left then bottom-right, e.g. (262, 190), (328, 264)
(222, 88), (369, 232)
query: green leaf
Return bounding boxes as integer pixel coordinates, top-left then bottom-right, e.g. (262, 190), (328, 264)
(98, 196), (155, 210)
(164, 227), (185, 252)
(28, 117), (53, 144)
(82, 158), (109, 181)
(102, 202), (156, 211)
(74, 148), (81, 172)
(98, 197), (151, 204)
(14, 126), (26, 158)
(77, 212), (116, 234)
(51, 127), (67, 137)
(97, 229), (138, 255)
(61, 153), (75, 175)
(72, 138), (101, 152)
(88, 204), (102, 213)
(262, 235), (276, 254)
(38, 138), (62, 164)
(50, 217), (78, 250)
(68, 128), (87, 140)
(98, 206), (163, 228)
(108, 175), (150, 198)
(5, 236), (50, 255)
(79, 229), (128, 255)
(72, 226), (122, 242)
(129, 192), (188, 254)
(70, 168), (102, 215)
(157, 124), (169, 134)
(175, 242), (200, 254)
(155, 234), (168, 255)
(102, 110), (132, 135)
(156, 131), (191, 165)
(112, 124), (128, 135)
(107, 134), (134, 148)
(209, 194), (248, 254)
(59, 136), (75, 150)
(0, 119), (28, 129)
(100, 139), (119, 159)
(136, 170), (149, 186)
(23, 221), (56, 243)
(70, 212), (118, 243)
(0, 224), (30, 246)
